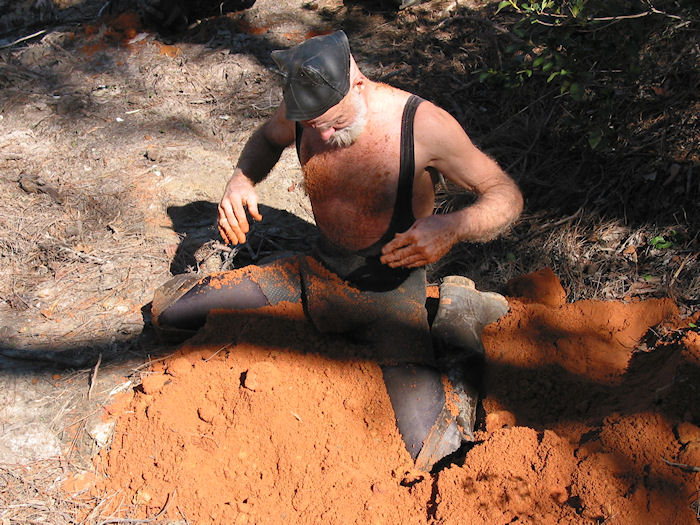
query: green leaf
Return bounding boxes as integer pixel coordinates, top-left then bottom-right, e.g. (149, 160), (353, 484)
(650, 235), (673, 249)
(588, 129), (602, 149)
(546, 71), (559, 83)
(496, 0), (511, 13)
(542, 61), (554, 72)
(569, 82), (583, 100)
(689, 322), (697, 328)
(532, 56), (545, 68)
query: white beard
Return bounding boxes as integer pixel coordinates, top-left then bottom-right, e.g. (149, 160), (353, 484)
(326, 95), (368, 148)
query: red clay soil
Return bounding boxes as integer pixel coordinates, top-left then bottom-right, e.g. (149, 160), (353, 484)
(85, 269), (700, 524)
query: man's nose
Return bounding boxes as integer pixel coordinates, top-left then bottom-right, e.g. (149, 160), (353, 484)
(317, 127), (335, 141)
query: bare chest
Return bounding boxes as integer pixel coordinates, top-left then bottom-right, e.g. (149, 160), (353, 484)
(298, 126), (404, 249)
(300, 128), (400, 210)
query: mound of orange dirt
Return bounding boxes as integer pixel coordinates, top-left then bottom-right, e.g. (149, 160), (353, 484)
(87, 270), (699, 524)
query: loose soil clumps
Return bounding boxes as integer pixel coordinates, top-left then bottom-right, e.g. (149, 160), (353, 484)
(88, 270), (700, 524)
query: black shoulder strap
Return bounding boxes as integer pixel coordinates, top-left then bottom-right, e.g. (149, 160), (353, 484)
(295, 121), (303, 161)
(393, 94), (424, 232)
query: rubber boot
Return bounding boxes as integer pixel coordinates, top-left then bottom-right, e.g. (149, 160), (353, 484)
(431, 276), (509, 358)
(430, 276), (510, 441)
(151, 273), (202, 344)
(382, 364), (463, 471)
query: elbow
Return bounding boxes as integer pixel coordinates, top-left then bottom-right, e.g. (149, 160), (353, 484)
(511, 185), (524, 220)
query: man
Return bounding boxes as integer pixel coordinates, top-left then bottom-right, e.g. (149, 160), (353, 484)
(152, 31), (523, 470)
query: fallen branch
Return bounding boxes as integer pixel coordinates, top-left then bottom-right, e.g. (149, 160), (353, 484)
(98, 492), (172, 524)
(0, 30), (47, 50)
(662, 457), (700, 472)
(88, 353), (103, 400)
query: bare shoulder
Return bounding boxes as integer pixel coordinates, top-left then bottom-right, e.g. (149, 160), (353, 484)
(414, 100), (471, 146)
(412, 99), (480, 166)
(367, 82), (413, 117)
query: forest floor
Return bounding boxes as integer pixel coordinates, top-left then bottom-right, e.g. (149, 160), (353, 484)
(0, 0), (698, 523)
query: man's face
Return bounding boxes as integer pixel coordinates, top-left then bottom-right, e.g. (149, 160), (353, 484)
(300, 91), (367, 148)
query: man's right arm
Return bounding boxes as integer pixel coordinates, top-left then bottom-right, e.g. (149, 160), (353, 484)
(218, 105), (295, 244)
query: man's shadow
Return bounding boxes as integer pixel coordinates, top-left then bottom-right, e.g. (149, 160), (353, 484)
(166, 201), (320, 275)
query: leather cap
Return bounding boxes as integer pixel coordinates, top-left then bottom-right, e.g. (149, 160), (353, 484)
(271, 30), (351, 121)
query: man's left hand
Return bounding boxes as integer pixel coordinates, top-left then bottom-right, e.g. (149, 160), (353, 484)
(380, 215), (459, 269)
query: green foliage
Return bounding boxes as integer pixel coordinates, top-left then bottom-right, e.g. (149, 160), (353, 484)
(650, 230), (676, 250)
(483, 0), (598, 99)
(475, 0), (690, 151)
(481, 1), (669, 94)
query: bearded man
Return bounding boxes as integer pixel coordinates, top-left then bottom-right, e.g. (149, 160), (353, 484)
(152, 31), (523, 470)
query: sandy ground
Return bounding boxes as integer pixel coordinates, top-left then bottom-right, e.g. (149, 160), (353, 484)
(0, 1), (699, 523)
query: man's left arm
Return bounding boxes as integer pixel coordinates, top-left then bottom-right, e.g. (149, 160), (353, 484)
(380, 102), (523, 268)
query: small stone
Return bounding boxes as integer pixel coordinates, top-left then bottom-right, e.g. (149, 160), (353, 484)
(197, 405), (218, 424)
(166, 356), (192, 377)
(243, 361), (280, 392)
(676, 422), (700, 444)
(371, 482), (385, 495)
(133, 488), (151, 505)
(61, 471), (98, 495)
(550, 485), (568, 505)
(485, 410), (516, 432)
(679, 442), (700, 467)
(140, 373), (169, 395)
(87, 420), (115, 448)
(145, 145), (162, 162)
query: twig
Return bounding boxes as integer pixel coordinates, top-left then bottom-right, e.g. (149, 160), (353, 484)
(670, 253), (695, 287)
(177, 504), (191, 524)
(532, 7), (682, 23)
(0, 29), (47, 49)
(88, 353), (103, 400)
(662, 457), (700, 472)
(98, 1), (112, 18)
(204, 345), (230, 362)
(98, 491), (172, 524)
(131, 352), (176, 372)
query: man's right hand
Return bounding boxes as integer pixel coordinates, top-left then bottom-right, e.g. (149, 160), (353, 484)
(217, 173), (262, 245)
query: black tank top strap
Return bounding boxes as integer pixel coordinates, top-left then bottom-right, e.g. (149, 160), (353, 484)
(295, 121), (303, 161)
(356, 94), (424, 255)
(391, 93), (424, 235)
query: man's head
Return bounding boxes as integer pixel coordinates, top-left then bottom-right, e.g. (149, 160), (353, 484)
(271, 30), (351, 122)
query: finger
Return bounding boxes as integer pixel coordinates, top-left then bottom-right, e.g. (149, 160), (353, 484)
(217, 224), (232, 245)
(230, 199), (250, 236)
(247, 194), (262, 222)
(218, 202), (245, 244)
(380, 244), (418, 265)
(403, 255), (429, 268)
(387, 253), (427, 269)
(218, 217), (240, 245)
(381, 231), (413, 255)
